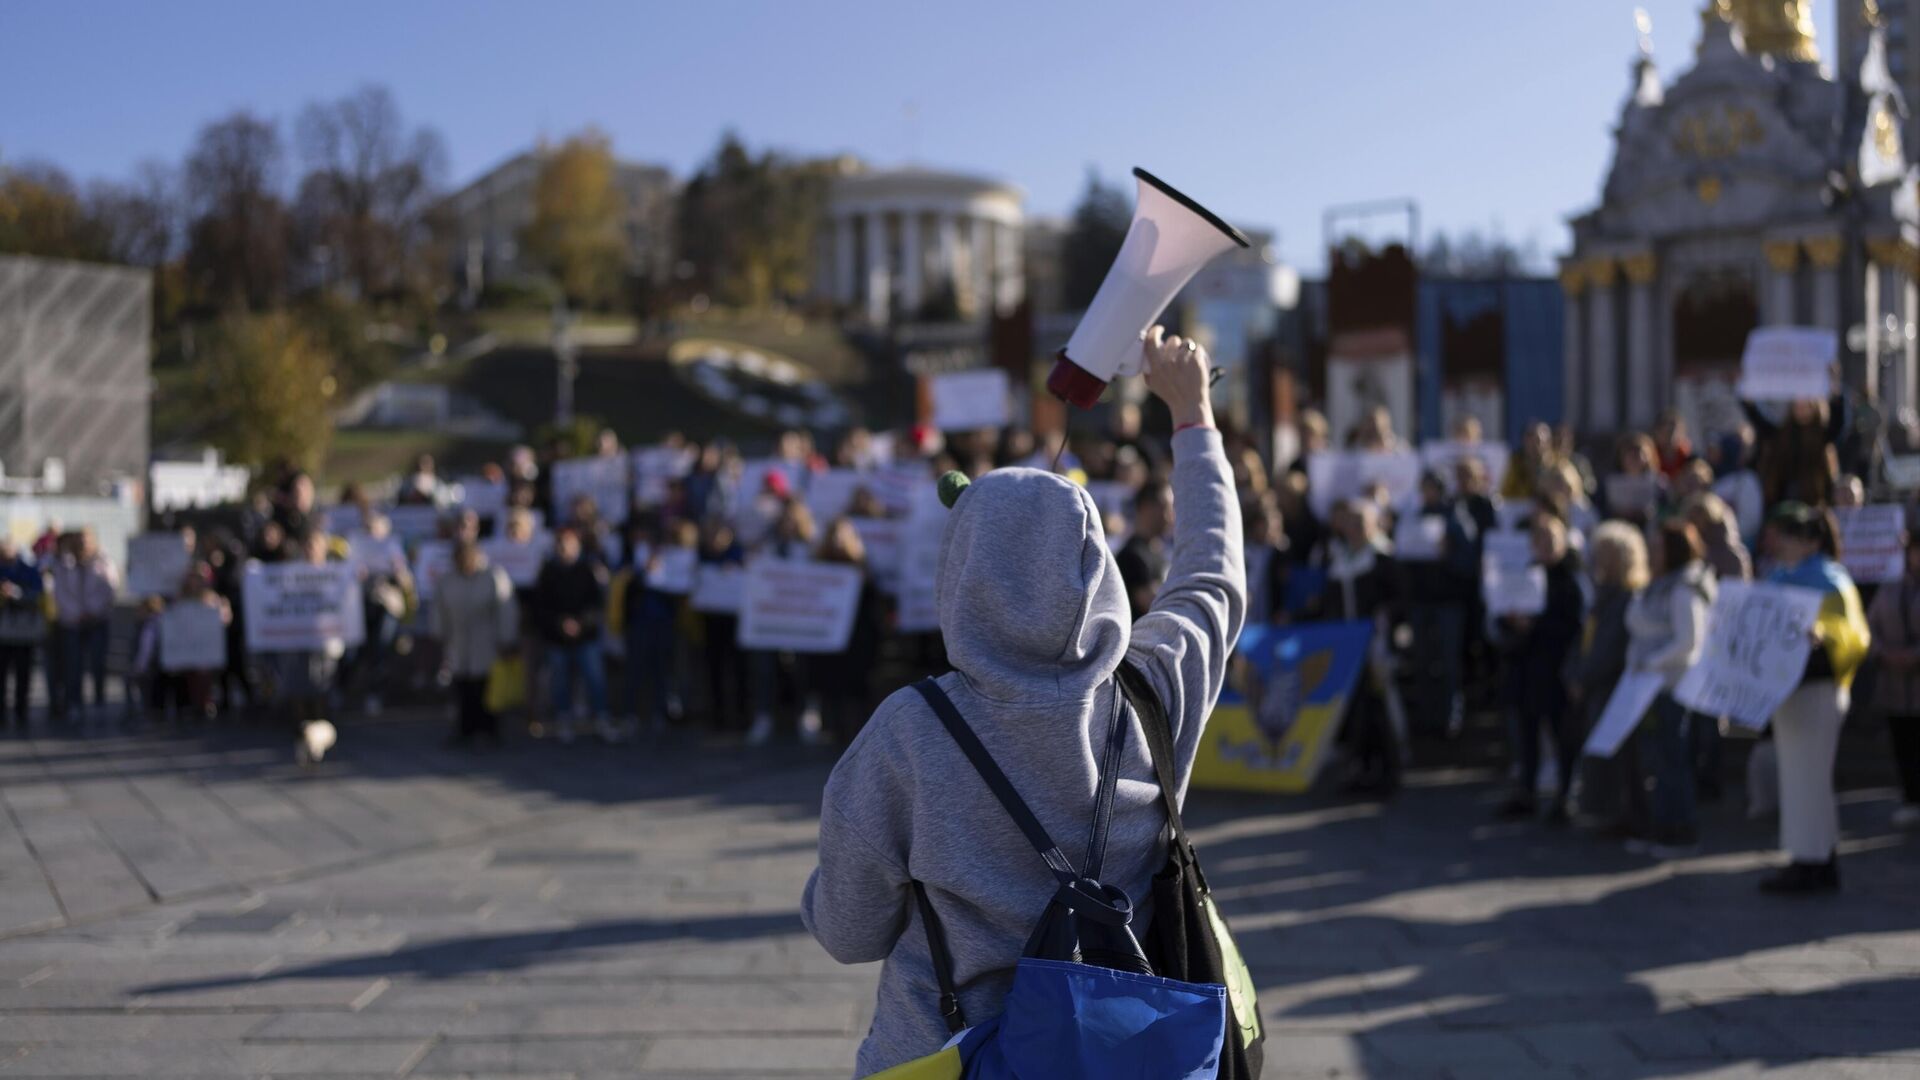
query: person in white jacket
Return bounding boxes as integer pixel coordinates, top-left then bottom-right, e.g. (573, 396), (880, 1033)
(1622, 519), (1717, 857)
(433, 541), (519, 747)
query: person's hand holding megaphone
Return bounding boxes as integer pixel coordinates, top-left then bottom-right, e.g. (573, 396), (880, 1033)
(1142, 324), (1213, 432)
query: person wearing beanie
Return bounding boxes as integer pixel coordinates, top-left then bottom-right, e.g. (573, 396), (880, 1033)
(801, 327), (1244, 1076)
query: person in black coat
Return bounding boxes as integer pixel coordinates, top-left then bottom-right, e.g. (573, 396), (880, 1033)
(531, 527), (610, 742)
(1402, 471), (1479, 737)
(1308, 499), (1405, 795)
(1496, 514), (1587, 821)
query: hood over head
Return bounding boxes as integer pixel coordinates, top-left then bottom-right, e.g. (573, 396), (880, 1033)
(936, 467), (1129, 702)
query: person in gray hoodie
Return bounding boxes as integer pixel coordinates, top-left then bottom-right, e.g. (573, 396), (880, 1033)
(802, 327), (1245, 1078)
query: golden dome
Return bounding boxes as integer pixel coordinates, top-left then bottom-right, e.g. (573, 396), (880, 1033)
(1723, 0), (1819, 61)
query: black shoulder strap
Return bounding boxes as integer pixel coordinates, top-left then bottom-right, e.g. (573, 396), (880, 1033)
(911, 678), (1078, 885)
(1081, 687), (1128, 881)
(1117, 661), (1193, 858)
(911, 881), (966, 1034)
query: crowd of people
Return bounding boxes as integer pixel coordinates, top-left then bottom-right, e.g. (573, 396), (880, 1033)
(0, 379), (1910, 893)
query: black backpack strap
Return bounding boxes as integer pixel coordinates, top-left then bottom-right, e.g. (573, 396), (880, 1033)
(1081, 685), (1128, 881)
(1117, 661), (1203, 882)
(911, 880), (967, 1034)
(911, 678), (1078, 886)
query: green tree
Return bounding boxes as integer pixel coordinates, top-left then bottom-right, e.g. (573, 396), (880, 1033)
(675, 133), (830, 309)
(183, 112), (292, 310)
(519, 132), (624, 308)
(1063, 168), (1132, 310)
(0, 161), (110, 260)
(195, 311), (335, 472)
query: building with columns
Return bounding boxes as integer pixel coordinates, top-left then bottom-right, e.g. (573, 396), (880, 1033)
(818, 167), (1024, 326)
(1563, 0), (1920, 440)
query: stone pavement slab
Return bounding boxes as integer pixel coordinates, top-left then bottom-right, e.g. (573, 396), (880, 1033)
(0, 711), (1911, 1078)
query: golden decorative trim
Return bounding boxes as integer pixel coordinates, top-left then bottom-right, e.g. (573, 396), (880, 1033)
(1802, 235), (1843, 269)
(1866, 237), (1914, 276)
(1585, 257), (1619, 287)
(1622, 252), (1657, 284)
(1559, 263), (1587, 296)
(1763, 240), (1801, 272)
(1696, 177), (1724, 204)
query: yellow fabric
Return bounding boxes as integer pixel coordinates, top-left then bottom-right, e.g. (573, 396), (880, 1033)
(40, 591), (56, 622)
(1817, 583), (1871, 688)
(485, 656), (526, 713)
(865, 1046), (962, 1080)
(606, 568), (633, 636)
(1204, 894), (1263, 1048)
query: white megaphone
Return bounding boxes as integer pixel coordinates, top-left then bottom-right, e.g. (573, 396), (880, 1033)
(1047, 167), (1250, 408)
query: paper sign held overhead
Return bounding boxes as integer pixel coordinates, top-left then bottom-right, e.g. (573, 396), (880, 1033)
(930, 369), (1011, 432)
(1738, 327), (1834, 402)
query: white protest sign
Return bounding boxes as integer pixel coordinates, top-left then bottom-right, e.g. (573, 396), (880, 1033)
(1393, 514), (1447, 561)
(454, 478), (508, 521)
(647, 547), (698, 595)
(737, 559), (863, 653)
(1836, 505), (1905, 584)
(897, 504), (948, 632)
(691, 564), (746, 614)
(1421, 441), (1510, 493)
(126, 533), (192, 598)
(1674, 581), (1823, 729)
(851, 516), (906, 593)
(551, 456), (630, 524)
(806, 468), (868, 525)
(346, 532), (406, 580)
(320, 504), (365, 538)
(1582, 672), (1665, 758)
(632, 446), (695, 507)
(1738, 327), (1834, 401)
(1886, 454), (1920, 492)
(385, 505), (443, 544)
(412, 540), (456, 602)
(1306, 451), (1422, 519)
(1482, 529), (1545, 616)
(1495, 499), (1537, 533)
(242, 561), (366, 653)
(1604, 472), (1662, 518)
(159, 602), (228, 673)
(930, 368), (1011, 432)
(864, 462), (929, 516)
(481, 534), (552, 588)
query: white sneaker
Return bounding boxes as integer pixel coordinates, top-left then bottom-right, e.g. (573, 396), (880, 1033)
(595, 717), (624, 744)
(556, 717), (576, 745)
(301, 720), (336, 764)
(1892, 804), (1920, 830)
(799, 707), (826, 746)
(745, 714), (774, 747)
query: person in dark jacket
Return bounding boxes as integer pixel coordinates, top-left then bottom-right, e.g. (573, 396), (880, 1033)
(1743, 392), (1844, 508)
(1570, 521), (1650, 830)
(532, 526), (610, 744)
(1310, 499), (1405, 794)
(0, 539), (45, 730)
(1401, 471), (1478, 737)
(1497, 515), (1587, 820)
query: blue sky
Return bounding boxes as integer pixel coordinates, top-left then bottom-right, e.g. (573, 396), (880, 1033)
(0, 1), (1836, 272)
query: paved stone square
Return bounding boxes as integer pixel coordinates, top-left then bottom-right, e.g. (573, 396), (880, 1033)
(0, 711), (1915, 1078)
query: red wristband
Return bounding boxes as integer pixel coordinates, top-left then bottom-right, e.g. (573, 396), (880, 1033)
(1174, 420), (1213, 434)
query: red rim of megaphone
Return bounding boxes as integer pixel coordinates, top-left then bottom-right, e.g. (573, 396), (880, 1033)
(1047, 352), (1108, 409)
(1132, 167), (1252, 250)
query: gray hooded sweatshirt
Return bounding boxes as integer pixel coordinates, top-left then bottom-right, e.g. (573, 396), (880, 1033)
(802, 427), (1245, 1077)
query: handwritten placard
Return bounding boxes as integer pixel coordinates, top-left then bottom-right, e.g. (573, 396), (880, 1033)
(1835, 505), (1905, 584)
(691, 564), (746, 614)
(1582, 672), (1665, 758)
(647, 547), (699, 595)
(737, 559), (863, 653)
(551, 456), (631, 524)
(930, 368), (1011, 432)
(1674, 581), (1823, 728)
(1482, 529), (1545, 616)
(481, 534), (552, 588)
(1738, 327), (1834, 401)
(1306, 451), (1422, 519)
(242, 561), (366, 654)
(159, 602), (228, 673)
(1421, 440), (1510, 493)
(126, 533), (192, 598)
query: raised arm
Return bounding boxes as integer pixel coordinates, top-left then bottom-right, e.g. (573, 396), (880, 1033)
(1125, 328), (1247, 799)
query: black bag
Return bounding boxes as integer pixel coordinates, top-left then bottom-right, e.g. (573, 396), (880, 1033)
(907, 676), (1151, 1034)
(1120, 661), (1267, 1079)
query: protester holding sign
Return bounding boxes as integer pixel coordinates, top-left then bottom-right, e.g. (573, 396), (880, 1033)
(1743, 393), (1843, 508)
(744, 498), (817, 746)
(623, 520), (696, 737)
(47, 529), (118, 719)
(695, 521), (747, 733)
(797, 518), (882, 745)
(1570, 522), (1651, 828)
(163, 570), (232, 720)
(1759, 503), (1871, 893)
(1400, 471), (1477, 738)
(272, 531), (350, 766)
(1622, 520), (1717, 854)
(1306, 499), (1404, 793)
(1864, 536), (1920, 831)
